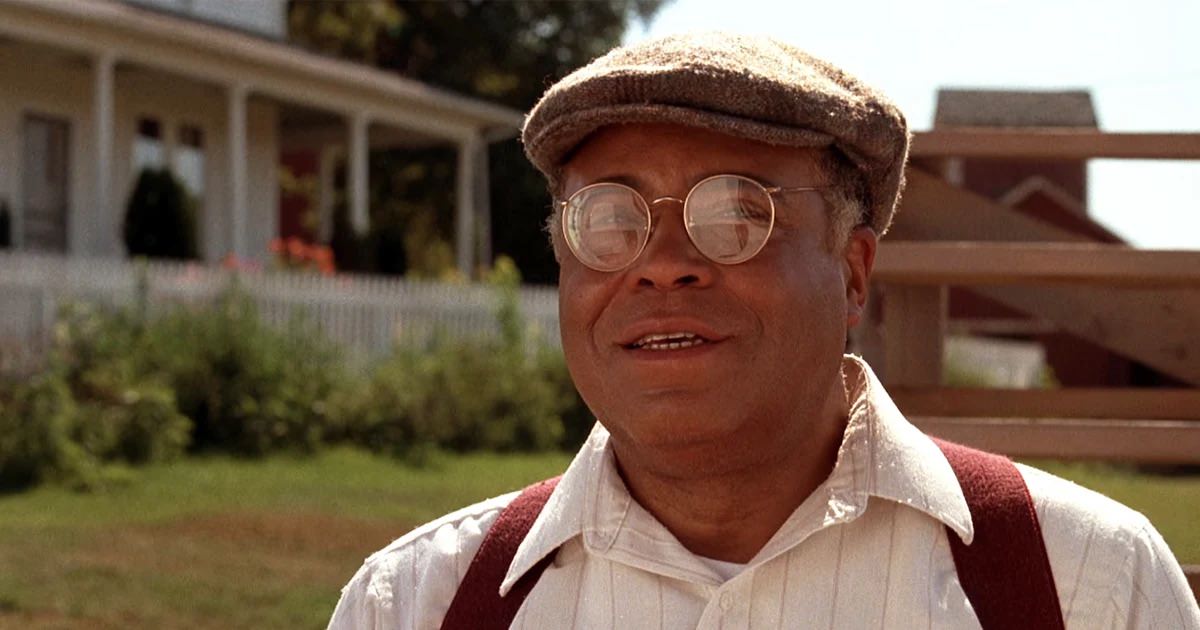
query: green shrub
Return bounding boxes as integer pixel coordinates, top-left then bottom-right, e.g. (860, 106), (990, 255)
(0, 303), (193, 490)
(69, 360), (190, 465)
(0, 372), (91, 490)
(123, 168), (197, 260)
(50, 286), (342, 461)
(534, 347), (594, 450)
(340, 336), (566, 461)
(138, 286), (344, 456)
(4, 254), (591, 487)
(340, 257), (572, 460)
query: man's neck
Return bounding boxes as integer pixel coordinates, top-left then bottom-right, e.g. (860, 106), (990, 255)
(609, 403), (848, 564)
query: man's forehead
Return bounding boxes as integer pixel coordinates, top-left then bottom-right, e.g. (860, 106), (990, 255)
(562, 122), (824, 188)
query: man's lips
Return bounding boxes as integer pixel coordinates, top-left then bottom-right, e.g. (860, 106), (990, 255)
(617, 320), (729, 351)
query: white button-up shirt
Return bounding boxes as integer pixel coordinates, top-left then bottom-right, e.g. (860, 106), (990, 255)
(328, 356), (1200, 629)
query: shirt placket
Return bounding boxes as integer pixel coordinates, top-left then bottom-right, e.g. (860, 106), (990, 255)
(694, 570), (754, 630)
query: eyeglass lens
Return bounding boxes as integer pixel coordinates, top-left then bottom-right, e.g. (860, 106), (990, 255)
(563, 175), (775, 271)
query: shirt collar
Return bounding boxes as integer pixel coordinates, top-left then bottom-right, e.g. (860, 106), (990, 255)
(501, 423), (629, 595)
(500, 355), (973, 595)
(837, 355), (973, 542)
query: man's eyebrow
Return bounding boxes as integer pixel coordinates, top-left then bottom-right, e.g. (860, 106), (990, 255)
(584, 173), (642, 188)
(582, 170), (781, 190)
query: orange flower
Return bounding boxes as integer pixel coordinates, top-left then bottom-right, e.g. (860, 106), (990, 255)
(286, 236), (306, 261)
(269, 237), (284, 255)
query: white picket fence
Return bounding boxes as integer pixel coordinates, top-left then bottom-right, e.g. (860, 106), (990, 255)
(0, 252), (561, 372)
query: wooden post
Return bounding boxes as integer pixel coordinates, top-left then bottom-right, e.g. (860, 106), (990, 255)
(850, 281), (887, 379)
(348, 112), (370, 236)
(883, 284), (946, 386)
(455, 134), (481, 278)
(227, 83), (248, 259)
(92, 51), (116, 256)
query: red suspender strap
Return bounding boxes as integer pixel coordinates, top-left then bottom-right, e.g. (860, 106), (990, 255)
(439, 476), (561, 630)
(932, 437), (1066, 630)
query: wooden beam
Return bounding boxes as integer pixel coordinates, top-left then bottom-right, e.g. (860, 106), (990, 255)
(947, 317), (1058, 336)
(910, 417), (1200, 464)
(874, 242), (1200, 288)
(978, 284), (1200, 386)
(889, 169), (1092, 244)
(891, 387), (1200, 421)
(883, 285), (946, 386)
(911, 129), (1200, 160)
(885, 171), (1200, 386)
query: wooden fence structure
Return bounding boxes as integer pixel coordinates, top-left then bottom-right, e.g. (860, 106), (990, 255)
(872, 127), (1200, 600)
(866, 240), (1200, 598)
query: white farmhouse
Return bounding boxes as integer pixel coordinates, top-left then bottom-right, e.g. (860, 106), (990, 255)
(0, 0), (523, 273)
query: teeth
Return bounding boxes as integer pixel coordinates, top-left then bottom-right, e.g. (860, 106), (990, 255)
(631, 332), (706, 351)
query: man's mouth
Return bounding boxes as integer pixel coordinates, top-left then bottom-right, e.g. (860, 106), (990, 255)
(626, 332), (709, 351)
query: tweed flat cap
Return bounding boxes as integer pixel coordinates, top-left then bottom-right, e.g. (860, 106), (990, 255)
(522, 32), (910, 234)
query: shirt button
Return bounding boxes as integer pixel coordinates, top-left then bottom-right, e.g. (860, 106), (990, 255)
(719, 592), (734, 611)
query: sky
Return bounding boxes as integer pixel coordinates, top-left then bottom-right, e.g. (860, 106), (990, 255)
(625, 0), (1200, 249)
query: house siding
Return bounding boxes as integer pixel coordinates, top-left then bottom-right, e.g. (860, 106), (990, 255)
(0, 46), (91, 254)
(0, 45), (279, 262)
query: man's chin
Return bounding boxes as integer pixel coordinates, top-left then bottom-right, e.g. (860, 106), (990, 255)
(605, 403), (744, 452)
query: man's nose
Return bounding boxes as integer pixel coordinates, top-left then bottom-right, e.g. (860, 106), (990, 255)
(627, 205), (716, 291)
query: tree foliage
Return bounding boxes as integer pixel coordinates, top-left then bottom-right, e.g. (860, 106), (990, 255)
(288, 0), (670, 283)
(123, 168), (197, 260)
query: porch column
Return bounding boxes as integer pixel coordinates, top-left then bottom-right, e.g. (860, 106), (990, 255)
(317, 146), (339, 242)
(473, 135), (492, 269)
(455, 133), (482, 277)
(92, 51), (116, 256)
(348, 112), (369, 235)
(227, 83), (248, 259)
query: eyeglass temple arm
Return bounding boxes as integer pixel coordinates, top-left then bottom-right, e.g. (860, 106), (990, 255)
(766, 185), (827, 194)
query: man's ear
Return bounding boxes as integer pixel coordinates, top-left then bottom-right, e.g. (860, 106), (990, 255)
(843, 226), (878, 329)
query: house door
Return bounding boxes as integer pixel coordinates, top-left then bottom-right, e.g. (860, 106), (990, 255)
(22, 114), (71, 252)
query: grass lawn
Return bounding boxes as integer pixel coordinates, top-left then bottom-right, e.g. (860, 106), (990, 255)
(0, 448), (570, 630)
(0, 449), (1194, 629)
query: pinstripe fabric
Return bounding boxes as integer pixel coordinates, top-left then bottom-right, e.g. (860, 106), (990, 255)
(328, 356), (1200, 630)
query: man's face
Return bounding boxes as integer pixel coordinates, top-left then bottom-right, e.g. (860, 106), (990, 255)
(558, 122), (875, 472)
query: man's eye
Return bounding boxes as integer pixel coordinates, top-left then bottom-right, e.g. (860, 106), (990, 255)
(588, 204), (639, 227)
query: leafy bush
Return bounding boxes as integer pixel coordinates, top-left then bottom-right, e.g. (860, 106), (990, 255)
(0, 356), (188, 492)
(339, 257), (574, 461)
(0, 303), (192, 490)
(123, 168), (197, 260)
(136, 287), (345, 456)
(2, 255), (593, 488)
(62, 336), (190, 466)
(534, 347), (594, 450)
(339, 337), (566, 461)
(0, 371), (88, 490)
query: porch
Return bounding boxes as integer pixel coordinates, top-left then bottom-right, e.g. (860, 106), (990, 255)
(0, 0), (522, 275)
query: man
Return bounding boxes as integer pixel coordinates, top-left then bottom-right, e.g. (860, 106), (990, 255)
(329, 32), (1199, 629)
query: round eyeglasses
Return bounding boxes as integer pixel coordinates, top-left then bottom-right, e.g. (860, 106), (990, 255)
(559, 174), (826, 272)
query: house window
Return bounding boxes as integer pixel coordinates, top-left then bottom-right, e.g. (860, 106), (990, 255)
(173, 124), (205, 199)
(132, 116), (164, 172)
